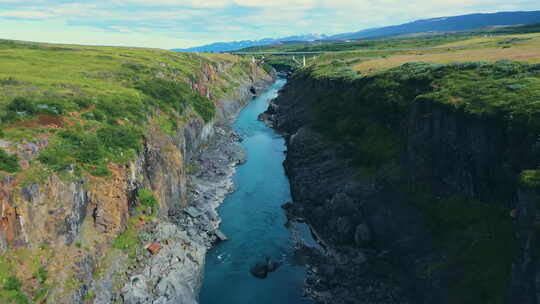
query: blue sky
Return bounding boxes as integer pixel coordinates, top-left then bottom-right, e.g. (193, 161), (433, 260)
(0, 0), (539, 49)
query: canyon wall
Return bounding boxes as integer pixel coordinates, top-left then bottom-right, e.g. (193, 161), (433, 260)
(263, 62), (540, 304)
(0, 59), (272, 303)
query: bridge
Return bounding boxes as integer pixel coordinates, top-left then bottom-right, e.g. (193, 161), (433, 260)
(231, 51), (324, 68)
(248, 55), (308, 67)
(230, 44), (478, 69)
(232, 51), (326, 55)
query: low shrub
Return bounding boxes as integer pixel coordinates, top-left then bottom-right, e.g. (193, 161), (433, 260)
(0, 77), (21, 86)
(0, 149), (20, 173)
(112, 226), (138, 251)
(72, 98), (93, 109)
(37, 143), (72, 171)
(520, 170), (540, 188)
(1, 127), (47, 143)
(34, 267), (48, 284)
(3, 97), (81, 121)
(156, 114), (178, 136)
(95, 96), (145, 123)
(76, 134), (106, 165)
(4, 276), (22, 291)
(122, 62), (146, 72)
(0, 276), (29, 304)
(6, 98), (39, 116)
(38, 126), (141, 175)
(81, 110), (106, 122)
(135, 78), (215, 122)
(138, 188), (158, 210)
(135, 78), (190, 114)
(97, 125), (141, 152)
(88, 164), (111, 177)
(190, 94), (215, 122)
(261, 63), (274, 74)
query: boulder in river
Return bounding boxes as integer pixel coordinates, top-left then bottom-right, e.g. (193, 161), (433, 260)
(214, 229), (228, 241)
(250, 257), (281, 279)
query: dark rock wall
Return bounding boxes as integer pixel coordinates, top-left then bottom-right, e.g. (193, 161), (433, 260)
(265, 72), (540, 304)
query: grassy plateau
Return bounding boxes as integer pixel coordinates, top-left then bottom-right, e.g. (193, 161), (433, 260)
(0, 39), (260, 303)
(0, 40), (254, 177)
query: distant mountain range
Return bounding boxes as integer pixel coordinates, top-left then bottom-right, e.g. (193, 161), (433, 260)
(173, 34), (328, 53)
(329, 11), (540, 40)
(174, 10), (540, 53)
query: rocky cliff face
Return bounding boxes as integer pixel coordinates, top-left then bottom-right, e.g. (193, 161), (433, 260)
(263, 64), (540, 304)
(0, 61), (273, 303)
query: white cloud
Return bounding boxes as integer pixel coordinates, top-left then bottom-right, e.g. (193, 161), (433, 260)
(0, 0), (539, 48)
(106, 0), (316, 8)
(107, 0), (231, 8)
(234, 0), (315, 8)
(0, 0), (47, 3)
(109, 25), (131, 33)
(0, 10), (54, 19)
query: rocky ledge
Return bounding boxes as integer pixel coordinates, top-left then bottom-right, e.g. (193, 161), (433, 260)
(118, 124), (245, 304)
(86, 74), (274, 304)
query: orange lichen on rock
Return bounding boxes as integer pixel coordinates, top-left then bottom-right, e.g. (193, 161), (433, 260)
(89, 164), (130, 236)
(145, 242), (162, 255)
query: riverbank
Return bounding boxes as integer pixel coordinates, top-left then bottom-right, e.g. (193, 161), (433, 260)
(117, 123), (246, 303)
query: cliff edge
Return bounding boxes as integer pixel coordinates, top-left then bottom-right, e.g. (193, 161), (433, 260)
(263, 61), (540, 304)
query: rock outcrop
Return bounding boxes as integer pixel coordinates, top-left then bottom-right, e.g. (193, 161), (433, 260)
(115, 122), (247, 304)
(264, 64), (540, 304)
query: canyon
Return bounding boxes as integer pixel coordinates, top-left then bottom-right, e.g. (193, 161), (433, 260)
(1, 36), (540, 304)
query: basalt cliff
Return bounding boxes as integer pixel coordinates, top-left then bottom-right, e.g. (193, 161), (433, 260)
(263, 62), (540, 304)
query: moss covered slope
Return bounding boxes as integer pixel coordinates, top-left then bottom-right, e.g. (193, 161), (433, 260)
(0, 39), (269, 303)
(0, 39), (258, 177)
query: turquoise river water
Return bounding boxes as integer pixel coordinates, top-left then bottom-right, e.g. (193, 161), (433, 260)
(200, 78), (314, 304)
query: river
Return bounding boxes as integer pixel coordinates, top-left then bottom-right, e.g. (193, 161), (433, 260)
(199, 78), (314, 304)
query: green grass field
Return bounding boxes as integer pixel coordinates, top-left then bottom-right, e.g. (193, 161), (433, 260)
(0, 39), (255, 177)
(240, 23), (540, 79)
(0, 40), (247, 106)
(293, 31), (540, 79)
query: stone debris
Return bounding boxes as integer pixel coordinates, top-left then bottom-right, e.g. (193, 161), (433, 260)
(119, 122), (248, 304)
(214, 229), (228, 241)
(184, 206), (205, 218)
(145, 243), (163, 255)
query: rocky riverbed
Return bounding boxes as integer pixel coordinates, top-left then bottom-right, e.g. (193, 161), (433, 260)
(118, 123), (246, 303)
(199, 77), (317, 304)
